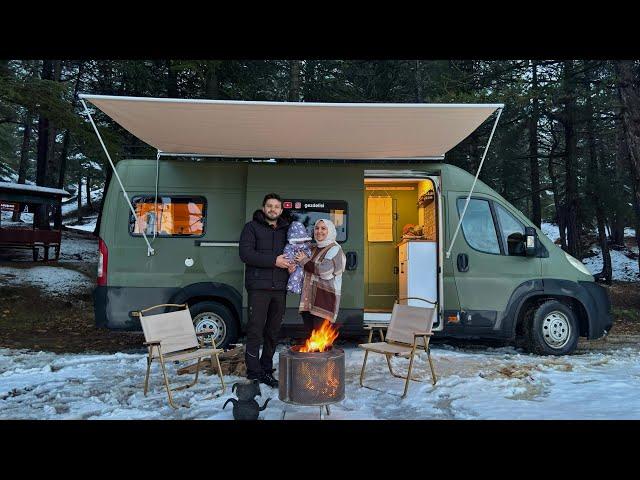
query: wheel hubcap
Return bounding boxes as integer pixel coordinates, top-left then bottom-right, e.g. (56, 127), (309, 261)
(542, 311), (571, 349)
(193, 313), (226, 347)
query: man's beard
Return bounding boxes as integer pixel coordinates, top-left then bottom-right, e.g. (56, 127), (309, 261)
(264, 211), (280, 220)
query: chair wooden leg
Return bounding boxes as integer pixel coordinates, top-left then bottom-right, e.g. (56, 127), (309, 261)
(212, 353), (226, 395)
(385, 354), (402, 378)
(174, 357), (201, 391)
(359, 350), (370, 387)
(425, 339), (437, 386)
(402, 343), (418, 398)
(143, 354), (152, 396)
(158, 352), (177, 409)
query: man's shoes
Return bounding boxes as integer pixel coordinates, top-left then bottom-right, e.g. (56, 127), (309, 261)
(259, 372), (279, 388)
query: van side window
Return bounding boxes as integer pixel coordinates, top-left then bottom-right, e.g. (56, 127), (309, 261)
(494, 203), (526, 256)
(284, 200), (348, 242)
(456, 198), (500, 254)
(129, 196), (206, 237)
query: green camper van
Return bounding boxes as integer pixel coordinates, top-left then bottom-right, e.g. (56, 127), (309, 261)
(81, 94), (611, 356)
(94, 159), (611, 356)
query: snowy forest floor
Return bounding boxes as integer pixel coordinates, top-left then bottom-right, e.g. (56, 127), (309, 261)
(1, 224), (640, 419)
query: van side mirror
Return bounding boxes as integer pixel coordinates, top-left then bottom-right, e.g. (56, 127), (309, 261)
(524, 227), (537, 257)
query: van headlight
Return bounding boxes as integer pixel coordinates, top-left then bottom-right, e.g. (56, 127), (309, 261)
(564, 252), (593, 276)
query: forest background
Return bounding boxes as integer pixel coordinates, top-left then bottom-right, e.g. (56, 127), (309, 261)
(1, 59), (639, 283)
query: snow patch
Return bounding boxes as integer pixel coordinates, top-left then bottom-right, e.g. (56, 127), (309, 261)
(1, 345), (640, 419)
(0, 266), (91, 296)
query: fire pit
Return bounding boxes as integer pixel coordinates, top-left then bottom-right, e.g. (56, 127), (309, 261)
(279, 320), (345, 419)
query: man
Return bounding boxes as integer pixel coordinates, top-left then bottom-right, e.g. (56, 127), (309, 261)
(239, 193), (294, 388)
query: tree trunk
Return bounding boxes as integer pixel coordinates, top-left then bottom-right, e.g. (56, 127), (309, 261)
(586, 95), (612, 284)
(288, 60), (301, 102)
(93, 166), (111, 237)
(45, 60), (62, 188)
(77, 173), (83, 222)
(86, 175), (92, 210)
(54, 61), (85, 230)
(528, 60), (542, 228)
(615, 60), (640, 274)
(562, 61), (581, 257)
(415, 60), (423, 103)
(12, 118), (32, 222)
(34, 60), (54, 229)
(166, 60), (179, 97)
(548, 145), (567, 249)
(204, 61), (219, 99)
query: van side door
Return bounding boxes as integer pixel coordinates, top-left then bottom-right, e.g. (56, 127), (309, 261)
(447, 193), (542, 333)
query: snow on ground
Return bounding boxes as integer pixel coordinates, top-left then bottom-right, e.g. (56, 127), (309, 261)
(541, 222), (639, 281)
(64, 215), (98, 232)
(540, 222), (560, 243)
(1, 344), (639, 420)
(0, 266), (91, 296)
(583, 246), (640, 282)
(60, 183), (102, 218)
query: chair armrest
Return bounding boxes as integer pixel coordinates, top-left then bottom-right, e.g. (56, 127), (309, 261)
(143, 341), (161, 346)
(396, 297), (438, 306)
(412, 332), (434, 337)
(195, 330), (216, 336)
(139, 303), (188, 316)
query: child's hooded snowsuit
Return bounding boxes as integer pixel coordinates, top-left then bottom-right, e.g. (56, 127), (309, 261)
(283, 221), (313, 294)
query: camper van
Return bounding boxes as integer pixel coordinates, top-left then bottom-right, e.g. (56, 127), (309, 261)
(80, 94), (611, 356)
(94, 159), (611, 356)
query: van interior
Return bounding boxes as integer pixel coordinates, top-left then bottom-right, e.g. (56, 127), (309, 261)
(363, 176), (439, 318)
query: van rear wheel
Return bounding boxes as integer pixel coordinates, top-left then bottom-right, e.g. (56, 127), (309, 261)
(189, 301), (238, 350)
(524, 300), (579, 356)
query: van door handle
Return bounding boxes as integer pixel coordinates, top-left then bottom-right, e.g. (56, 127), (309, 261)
(345, 251), (357, 270)
(457, 253), (469, 272)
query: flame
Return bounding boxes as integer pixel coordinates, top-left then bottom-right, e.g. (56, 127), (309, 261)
(299, 319), (338, 352)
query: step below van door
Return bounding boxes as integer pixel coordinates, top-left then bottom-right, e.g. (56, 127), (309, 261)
(447, 193), (542, 331)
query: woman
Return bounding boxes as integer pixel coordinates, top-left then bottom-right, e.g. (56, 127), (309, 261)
(294, 218), (347, 335)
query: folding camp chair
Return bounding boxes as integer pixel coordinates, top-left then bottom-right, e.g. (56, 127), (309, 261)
(358, 297), (438, 398)
(135, 303), (226, 408)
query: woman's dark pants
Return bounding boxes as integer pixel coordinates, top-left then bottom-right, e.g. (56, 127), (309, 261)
(301, 311), (324, 337)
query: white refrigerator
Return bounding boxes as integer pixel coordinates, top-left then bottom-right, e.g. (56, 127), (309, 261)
(398, 240), (438, 307)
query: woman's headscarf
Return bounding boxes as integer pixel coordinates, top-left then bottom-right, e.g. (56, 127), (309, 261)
(314, 218), (337, 248)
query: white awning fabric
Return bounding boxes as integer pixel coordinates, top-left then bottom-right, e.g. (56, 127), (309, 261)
(79, 95), (503, 159)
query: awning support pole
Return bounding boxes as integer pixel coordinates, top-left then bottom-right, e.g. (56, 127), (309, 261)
(445, 107), (503, 259)
(153, 150), (160, 240)
(80, 99), (155, 256)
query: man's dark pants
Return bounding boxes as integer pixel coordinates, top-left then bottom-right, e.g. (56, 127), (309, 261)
(245, 289), (286, 378)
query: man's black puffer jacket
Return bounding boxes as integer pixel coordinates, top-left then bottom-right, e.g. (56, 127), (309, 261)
(239, 210), (290, 291)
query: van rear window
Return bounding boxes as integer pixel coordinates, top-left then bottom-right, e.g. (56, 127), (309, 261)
(283, 199), (348, 242)
(129, 196), (206, 237)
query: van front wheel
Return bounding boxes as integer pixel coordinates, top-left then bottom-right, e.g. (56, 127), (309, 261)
(190, 301), (238, 350)
(524, 300), (579, 356)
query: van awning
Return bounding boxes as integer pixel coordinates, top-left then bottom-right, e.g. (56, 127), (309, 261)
(79, 94), (503, 159)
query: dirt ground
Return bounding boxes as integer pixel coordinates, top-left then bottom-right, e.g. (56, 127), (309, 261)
(1, 230), (639, 354)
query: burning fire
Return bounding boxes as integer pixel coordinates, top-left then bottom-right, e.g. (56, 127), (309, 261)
(299, 319), (338, 352)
